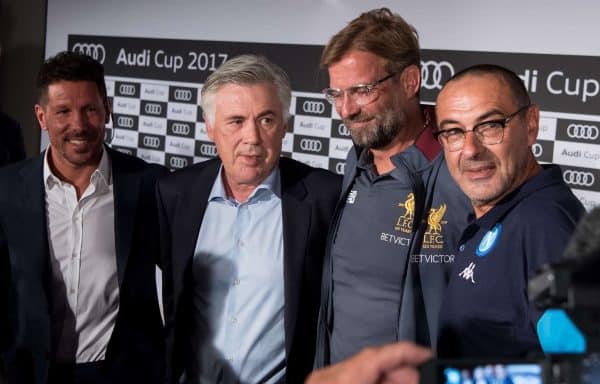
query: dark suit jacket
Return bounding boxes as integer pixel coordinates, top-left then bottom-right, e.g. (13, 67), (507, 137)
(157, 157), (341, 384)
(0, 113), (26, 167)
(0, 147), (167, 384)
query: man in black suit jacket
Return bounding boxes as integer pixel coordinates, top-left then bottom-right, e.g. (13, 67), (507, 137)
(0, 112), (26, 167)
(0, 51), (165, 384)
(157, 55), (341, 384)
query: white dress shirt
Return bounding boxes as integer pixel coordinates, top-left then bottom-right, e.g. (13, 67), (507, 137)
(44, 147), (119, 363)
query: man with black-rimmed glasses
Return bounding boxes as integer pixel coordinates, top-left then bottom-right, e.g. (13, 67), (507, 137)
(435, 64), (585, 358)
(314, 8), (471, 367)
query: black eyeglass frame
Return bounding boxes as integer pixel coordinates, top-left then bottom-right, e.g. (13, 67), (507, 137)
(322, 72), (397, 106)
(434, 104), (532, 151)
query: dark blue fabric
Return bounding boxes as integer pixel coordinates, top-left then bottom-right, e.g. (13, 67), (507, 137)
(0, 148), (167, 384)
(437, 165), (585, 358)
(0, 112), (26, 167)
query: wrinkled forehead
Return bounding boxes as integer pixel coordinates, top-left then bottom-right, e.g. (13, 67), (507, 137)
(437, 74), (516, 113)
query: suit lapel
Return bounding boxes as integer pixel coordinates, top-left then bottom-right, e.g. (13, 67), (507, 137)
(18, 156), (52, 287)
(111, 151), (140, 287)
(280, 159), (310, 356)
(171, 161), (220, 306)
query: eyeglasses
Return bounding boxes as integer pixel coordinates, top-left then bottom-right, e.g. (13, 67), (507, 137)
(434, 104), (531, 152)
(322, 73), (396, 106)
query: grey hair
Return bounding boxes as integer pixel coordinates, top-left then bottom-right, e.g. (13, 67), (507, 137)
(200, 54), (292, 125)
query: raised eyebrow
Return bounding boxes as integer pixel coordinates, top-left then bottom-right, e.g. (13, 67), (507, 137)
(475, 108), (507, 123)
(438, 108), (507, 129)
(438, 118), (463, 129)
(256, 110), (277, 120)
(224, 114), (245, 122)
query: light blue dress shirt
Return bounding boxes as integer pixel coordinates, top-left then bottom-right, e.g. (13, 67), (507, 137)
(190, 166), (286, 384)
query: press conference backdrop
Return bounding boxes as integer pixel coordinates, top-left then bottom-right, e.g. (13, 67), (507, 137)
(45, 1), (600, 210)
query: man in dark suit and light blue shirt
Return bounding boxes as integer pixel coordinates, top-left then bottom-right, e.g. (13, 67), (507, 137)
(157, 55), (341, 384)
(0, 51), (166, 384)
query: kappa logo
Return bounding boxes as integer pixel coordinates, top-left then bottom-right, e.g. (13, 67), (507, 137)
(563, 170), (595, 187)
(299, 138), (323, 152)
(199, 143), (217, 157)
(169, 156), (189, 168)
(116, 116), (134, 128)
(421, 60), (455, 90)
(142, 136), (161, 149)
(338, 123), (350, 137)
(119, 84), (136, 96)
(532, 143), (543, 157)
(458, 262), (476, 284)
(171, 122), (191, 136)
(144, 103), (162, 115)
(395, 193), (415, 233)
(72, 43), (106, 63)
(173, 89), (193, 102)
(566, 124), (599, 140)
(302, 100), (325, 114)
(423, 204), (447, 249)
(476, 223), (502, 257)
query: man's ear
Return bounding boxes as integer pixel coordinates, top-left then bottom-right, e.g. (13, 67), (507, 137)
(400, 64), (421, 98)
(34, 104), (47, 131)
(104, 98), (112, 124)
(526, 104), (540, 146)
(206, 118), (215, 141)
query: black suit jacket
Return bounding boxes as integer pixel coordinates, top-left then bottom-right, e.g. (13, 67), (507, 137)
(0, 113), (26, 167)
(0, 147), (167, 384)
(157, 157), (341, 384)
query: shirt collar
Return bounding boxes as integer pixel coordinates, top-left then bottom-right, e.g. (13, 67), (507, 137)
(43, 146), (112, 191)
(208, 165), (281, 204)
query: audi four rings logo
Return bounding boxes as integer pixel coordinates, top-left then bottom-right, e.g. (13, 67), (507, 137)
(119, 84), (136, 96)
(532, 143), (543, 157)
(117, 116), (134, 128)
(302, 101), (325, 114)
(563, 170), (595, 186)
(142, 136), (161, 149)
(335, 162), (346, 174)
(169, 157), (188, 168)
(174, 89), (193, 101)
(338, 124), (350, 137)
(566, 124), (599, 140)
(72, 43), (106, 63)
(144, 103), (162, 115)
(421, 60), (455, 90)
(299, 138), (323, 152)
(200, 144), (217, 157)
(171, 123), (191, 135)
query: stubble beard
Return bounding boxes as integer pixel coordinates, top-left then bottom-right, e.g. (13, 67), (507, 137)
(345, 107), (405, 149)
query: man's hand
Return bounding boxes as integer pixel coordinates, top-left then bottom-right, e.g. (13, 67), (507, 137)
(306, 342), (432, 384)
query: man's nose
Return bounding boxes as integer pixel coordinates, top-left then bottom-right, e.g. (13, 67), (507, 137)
(337, 93), (360, 120)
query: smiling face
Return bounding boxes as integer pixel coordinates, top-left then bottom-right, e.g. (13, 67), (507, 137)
(327, 49), (414, 149)
(206, 82), (286, 201)
(35, 80), (109, 177)
(436, 74), (540, 217)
